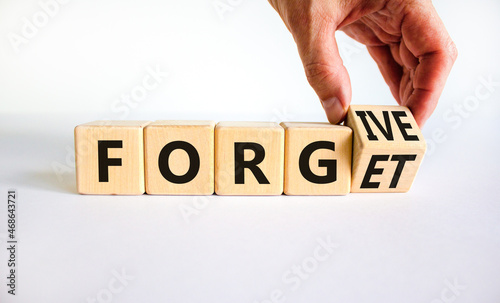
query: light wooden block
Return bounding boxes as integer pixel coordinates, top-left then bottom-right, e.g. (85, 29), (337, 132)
(345, 105), (426, 193)
(144, 120), (215, 195)
(215, 122), (284, 195)
(281, 122), (352, 195)
(75, 120), (150, 195)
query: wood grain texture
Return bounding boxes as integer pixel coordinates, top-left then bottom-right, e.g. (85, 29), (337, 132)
(345, 105), (426, 193)
(74, 120), (150, 195)
(281, 122), (352, 195)
(215, 122), (284, 195)
(144, 120), (215, 195)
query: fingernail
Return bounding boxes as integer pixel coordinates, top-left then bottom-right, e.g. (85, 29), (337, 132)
(321, 97), (346, 124)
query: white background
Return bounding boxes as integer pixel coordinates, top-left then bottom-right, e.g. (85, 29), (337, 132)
(1, 0), (500, 302)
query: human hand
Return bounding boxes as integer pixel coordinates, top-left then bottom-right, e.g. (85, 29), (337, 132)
(268, 0), (457, 127)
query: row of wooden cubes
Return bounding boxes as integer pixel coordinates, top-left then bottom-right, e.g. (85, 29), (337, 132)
(75, 105), (427, 195)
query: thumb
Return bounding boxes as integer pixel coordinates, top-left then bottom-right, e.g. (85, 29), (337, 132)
(294, 21), (351, 124)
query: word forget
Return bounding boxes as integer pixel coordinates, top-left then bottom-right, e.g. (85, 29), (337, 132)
(74, 105), (426, 195)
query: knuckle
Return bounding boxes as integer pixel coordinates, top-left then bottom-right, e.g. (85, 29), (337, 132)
(304, 62), (335, 86)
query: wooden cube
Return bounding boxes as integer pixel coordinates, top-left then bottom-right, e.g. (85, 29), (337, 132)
(345, 105), (426, 193)
(75, 120), (150, 195)
(281, 122), (352, 195)
(144, 120), (215, 195)
(215, 122), (284, 195)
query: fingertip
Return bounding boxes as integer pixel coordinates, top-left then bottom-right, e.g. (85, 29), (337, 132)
(416, 115), (429, 129)
(408, 104), (430, 129)
(321, 97), (348, 125)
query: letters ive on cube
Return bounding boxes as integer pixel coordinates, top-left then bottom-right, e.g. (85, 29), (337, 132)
(346, 105), (426, 193)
